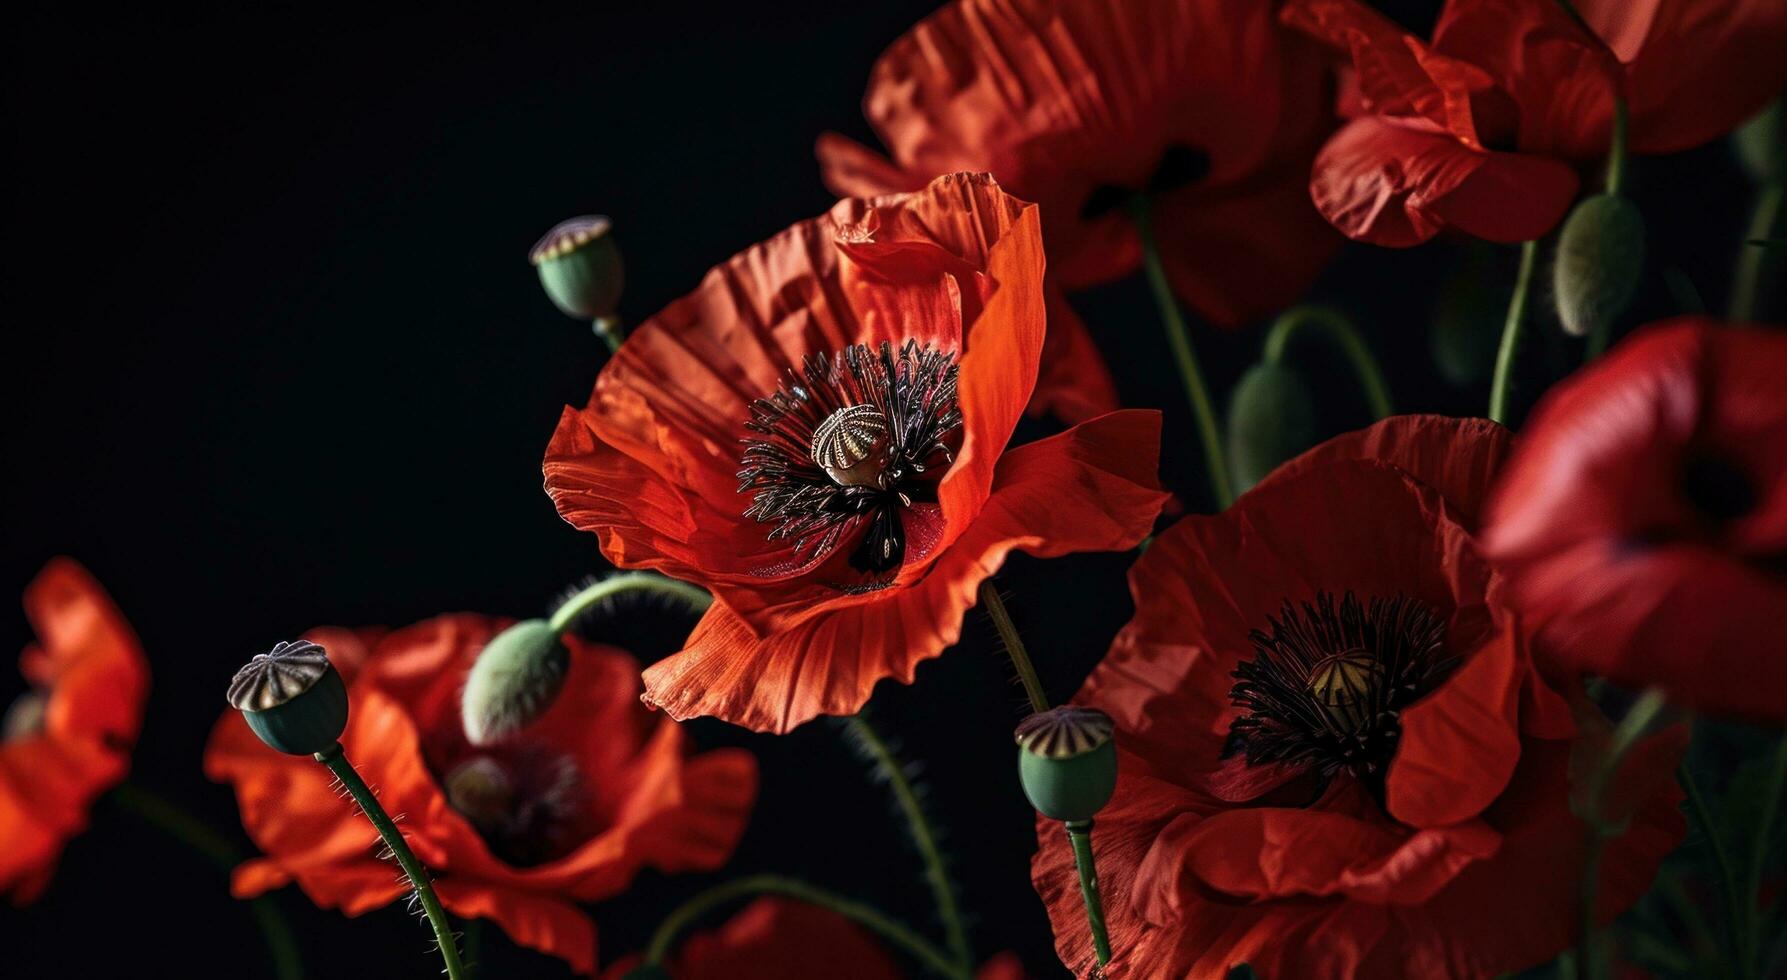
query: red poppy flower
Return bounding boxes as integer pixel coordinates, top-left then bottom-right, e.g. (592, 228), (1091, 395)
(1284, 0), (1787, 246)
(205, 615), (757, 975)
(543, 173), (1168, 734)
(816, 0), (1340, 419)
(1, 559), (148, 904)
(1482, 318), (1787, 722)
(601, 897), (1026, 979)
(1031, 416), (1686, 978)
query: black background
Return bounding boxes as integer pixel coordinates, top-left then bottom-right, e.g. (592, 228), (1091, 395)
(2, 2), (1774, 977)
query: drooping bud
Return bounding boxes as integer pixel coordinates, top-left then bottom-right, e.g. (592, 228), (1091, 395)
(1016, 706), (1118, 823)
(531, 216), (624, 321)
(1734, 99), (1784, 185)
(227, 640), (349, 755)
(1226, 362), (1316, 494)
(1553, 194), (1645, 338)
(461, 619), (569, 747)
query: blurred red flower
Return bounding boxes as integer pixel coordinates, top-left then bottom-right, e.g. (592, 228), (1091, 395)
(1284, 0), (1787, 246)
(205, 615), (757, 975)
(1, 558), (148, 904)
(817, 0), (1339, 420)
(543, 173), (1167, 734)
(1032, 417), (1686, 978)
(1483, 318), (1787, 722)
(601, 897), (1026, 980)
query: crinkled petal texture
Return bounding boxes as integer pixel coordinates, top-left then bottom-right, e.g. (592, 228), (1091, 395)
(545, 173), (1167, 734)
(205, 615), (757, 975)
(819, 0), (1338, 337)
(0, 559), (148, 904)
(1032, 417), (1684, 979)
(601, 897), (1026, 980)
(1483, 319), (1787, 722)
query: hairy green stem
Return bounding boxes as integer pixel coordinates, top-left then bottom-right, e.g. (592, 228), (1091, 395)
(316, 743), (466, 980)
(110, 783), (304, 980)
(1489, 240), (1540, 425)
(1731, 182), (1783, 322)
(1681, 760), (1746, 975)
(1576, 689), (1668, 980)
(1067, 820), (1113, 966)
(548, 572), (711, 635)
(846, 716), (972, 973)
(979, 581), (1048, 714)
(1128, 196), (1233, 509)
(1263, 306), (1393, 419)
(644, 874), (961, 976)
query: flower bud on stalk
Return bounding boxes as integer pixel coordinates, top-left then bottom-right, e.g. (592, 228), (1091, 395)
(1017, 706), (1117, 967)
(460, 619), (568, 747)
(1225, 362), (1316, 495)
(1553, 193), (1645, 339)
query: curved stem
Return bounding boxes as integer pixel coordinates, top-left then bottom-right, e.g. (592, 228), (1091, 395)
(644, 874), (961, 977)
(1681, 759), (1746, 974)
(845, 716), (972, 973)
(1128, 196), (1233, 509)
(1488, 240), (1540, 425)
(548, 572), (711, 635)
(109, 783), (305, 980)
(1575, 688), (1668, 980)
(316, 743), (466, 980)
(1066, 820), (1113, 966)
(1730, 182), (1783, 323)
(1606, 98), (1629, 197)
(979, 581), (1048, 714)
(1741, 735), (1787, 980)
(1262, 306), (1393, 419)
(593, 315), (624, 354)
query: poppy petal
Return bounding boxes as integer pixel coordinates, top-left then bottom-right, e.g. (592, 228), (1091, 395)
(436, 882), (599, 976)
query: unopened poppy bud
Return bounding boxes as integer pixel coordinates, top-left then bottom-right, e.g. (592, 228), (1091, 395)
(1016, 706), (1118, 823)
(227, 640), (349, 756)
(531, 215), (625, 321)
(461, 619), (569, 747)
(1226, 361), (1316, 494)
(1553, 194), (1645, 338)
(1734, 99), (1784, 184)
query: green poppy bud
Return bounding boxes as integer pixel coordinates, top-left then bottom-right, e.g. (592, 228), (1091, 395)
(531, 215), (624, 321)
(1016, 706), (1118, 823)
(1553, 194), (1645, 338)
(227, 640), (349, 756)
(461, 619), (569, 747)
(1734, 99), (1784, 185)
(1226, 361), (1316, 494)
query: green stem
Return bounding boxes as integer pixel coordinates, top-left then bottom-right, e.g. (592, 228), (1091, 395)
(1606, 98), (1629, 197)
(1066, 820), (1113, 966)
(1742, 735), (1787, 980)
(109, 783), (304, 980)
(593, 315), (624, 354)
(547, 572), (711, 635)
(1128, 195), (1234, 509)
(1488, 240), (1540, 425)
(644, 874), (960, 976)
(1263, 306), (1394, 419)
(1576, 688), (1668, 980)
(979, 580), (1048, 714)
(845, 717), (972, 973)
(316, 743), (466, 980)
(462, 918), (483, 977)
(1730, 182), (1783, 322)
(1681, 760), (1746, 975)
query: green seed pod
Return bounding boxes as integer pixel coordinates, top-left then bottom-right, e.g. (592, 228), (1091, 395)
(1016, 706), (1118, 823)
(1553, 194), (1646, 338)
(1734, 98), (1784, 185)
(461, 619), (569, 747)
(1226, 361), (1317, 495)
(227, 640), (349, 756)
(531, 215), (624, 321)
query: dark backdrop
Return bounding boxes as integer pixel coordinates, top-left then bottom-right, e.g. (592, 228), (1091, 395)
(1, 2), (1769, 977)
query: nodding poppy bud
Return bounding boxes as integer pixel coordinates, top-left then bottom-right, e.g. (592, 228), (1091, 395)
(1226, 362), (1316, 495)
(1016, 706), (1118, 823)
(1553, 194), (1645, 338)
(461, 619), (569, 747)
(227, 640), (349, 756)
(1734, 99), (1784, 185)
(531, 215), (625, 321)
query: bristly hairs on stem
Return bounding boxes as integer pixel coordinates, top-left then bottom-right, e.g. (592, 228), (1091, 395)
(550, 571), (711, 640)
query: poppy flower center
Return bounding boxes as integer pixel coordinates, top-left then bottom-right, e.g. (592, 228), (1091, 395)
(443, 748), (584, 867)
(1226, 591), (1456, 790)
(1681, 451), (1756, 525)
(738, 339), (962, 574)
